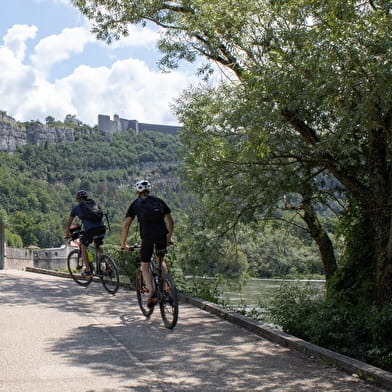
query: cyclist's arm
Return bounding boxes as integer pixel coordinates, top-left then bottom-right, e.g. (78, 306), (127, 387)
(164, 213), (174, 245)
(121, 216), (133, 249)
(64, 216), (74, 239)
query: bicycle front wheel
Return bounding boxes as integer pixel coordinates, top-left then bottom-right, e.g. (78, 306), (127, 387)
(159, 274), (179, 329)
(99, 255), (120, 294)
(67, 249), (92, 287)
(135, 269), (154, 318)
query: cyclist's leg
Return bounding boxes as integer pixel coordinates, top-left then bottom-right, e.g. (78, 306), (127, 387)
(140, 237), (155, 297)
(80, 243), (91, 273)
(80, 230), (95, 274)
(155, 237), (169, 280)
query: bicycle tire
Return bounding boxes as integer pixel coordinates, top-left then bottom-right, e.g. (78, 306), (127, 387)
(135, 269), (154, 318)
(99, 255), (120, 295)
(67, 249), (92, 287)
(159, 274), (179, 329)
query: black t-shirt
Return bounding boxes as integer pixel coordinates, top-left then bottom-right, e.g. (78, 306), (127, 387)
(126, 195), (171, 238)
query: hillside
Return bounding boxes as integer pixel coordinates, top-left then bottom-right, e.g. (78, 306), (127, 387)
(0, 122), (184, 248)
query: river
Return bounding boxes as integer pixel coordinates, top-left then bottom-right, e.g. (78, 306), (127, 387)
(217, 278), (326, 307)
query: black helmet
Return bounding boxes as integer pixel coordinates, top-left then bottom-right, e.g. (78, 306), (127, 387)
(76, 190), (88, 200)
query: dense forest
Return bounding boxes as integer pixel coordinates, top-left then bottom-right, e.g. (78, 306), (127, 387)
(0, 116), (323, 279)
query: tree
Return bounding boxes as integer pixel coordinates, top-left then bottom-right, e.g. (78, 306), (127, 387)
(72, 0), (392, 305)
(45, 116), (55, 125)
(64, 114), (82, 128)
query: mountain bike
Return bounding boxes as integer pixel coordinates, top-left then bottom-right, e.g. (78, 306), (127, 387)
(67, 229), (120, 295)
(130, 244), (178, 329)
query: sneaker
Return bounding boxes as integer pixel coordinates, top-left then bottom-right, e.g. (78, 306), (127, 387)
(81, 271), (92, 277)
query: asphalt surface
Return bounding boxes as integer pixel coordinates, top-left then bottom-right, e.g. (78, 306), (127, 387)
(0, 269), (389, 392)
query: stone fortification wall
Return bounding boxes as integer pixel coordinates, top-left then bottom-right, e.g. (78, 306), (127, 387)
(0, 111), (75, 152)
(98, 114), (182, 136)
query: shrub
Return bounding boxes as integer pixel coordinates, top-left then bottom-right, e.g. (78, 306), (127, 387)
(267, 285), (392, 371)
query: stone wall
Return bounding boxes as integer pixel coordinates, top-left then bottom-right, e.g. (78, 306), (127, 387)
(97, 113), (182, 137)
(32, 245), (73, 271)
(4, 246), (34, 270)
(3, 245), (74, 271)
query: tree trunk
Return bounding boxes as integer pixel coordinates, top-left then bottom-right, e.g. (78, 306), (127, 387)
(301, 193), (337, 282)
(366, 127), (392, 304)
(366, 202), (392, 304)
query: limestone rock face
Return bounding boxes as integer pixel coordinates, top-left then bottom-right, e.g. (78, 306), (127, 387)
(0, 112), (74, 152)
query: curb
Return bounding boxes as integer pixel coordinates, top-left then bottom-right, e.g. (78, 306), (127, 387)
(24, 266), (132, 289)
(25, 267), (392, 390)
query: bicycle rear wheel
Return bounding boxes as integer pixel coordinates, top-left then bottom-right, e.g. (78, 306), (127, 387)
(99, 255), (120, 294)
(67, 249), (92, 287)
(135, 269), (154, 318)
(159, 275), (178, 329)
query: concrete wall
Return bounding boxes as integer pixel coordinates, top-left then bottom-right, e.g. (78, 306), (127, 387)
(32, 245), (73, 271)
(4, 246), (34, 270)
(3, 245), (75, 271)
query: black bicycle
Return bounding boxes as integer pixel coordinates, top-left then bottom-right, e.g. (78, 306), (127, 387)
(67, 230), (120, 295)
(131, 244), (178, 329)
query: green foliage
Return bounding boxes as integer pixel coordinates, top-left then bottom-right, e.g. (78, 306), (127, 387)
(5, 228), (23, 247)
(110, 248), (140, 287)
(268, 285), (392, 371)
(183, 276), (224, 305)
(0, 125), (183, 248)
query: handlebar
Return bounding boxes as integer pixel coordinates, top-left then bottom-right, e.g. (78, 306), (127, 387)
(121, 241), (173, 252)
(121, 243), (140, 252)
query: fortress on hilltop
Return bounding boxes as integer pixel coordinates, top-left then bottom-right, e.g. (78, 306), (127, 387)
(97, 114), (182, 137)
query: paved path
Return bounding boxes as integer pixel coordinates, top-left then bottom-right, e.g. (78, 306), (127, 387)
(0, 269), (388, 392)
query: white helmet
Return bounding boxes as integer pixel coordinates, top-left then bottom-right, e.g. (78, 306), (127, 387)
(134, 179), (152, 192)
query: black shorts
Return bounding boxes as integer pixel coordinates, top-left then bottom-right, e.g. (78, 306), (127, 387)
(81, 226), (106, 246)
(140, 236), (167, 262)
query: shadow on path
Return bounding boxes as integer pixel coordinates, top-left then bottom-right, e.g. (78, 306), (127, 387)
(0, 270), (387, 392)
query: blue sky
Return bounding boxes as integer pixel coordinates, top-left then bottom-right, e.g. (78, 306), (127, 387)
(0, 0), (200, 126)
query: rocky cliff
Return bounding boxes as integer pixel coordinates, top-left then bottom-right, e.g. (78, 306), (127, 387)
(0, 111), (75, 152)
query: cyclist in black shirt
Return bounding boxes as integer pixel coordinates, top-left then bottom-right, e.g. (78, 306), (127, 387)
(121, 180), (174, 308)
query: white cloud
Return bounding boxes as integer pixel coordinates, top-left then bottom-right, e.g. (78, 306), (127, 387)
(30, 27), (95, 74)
(0, 16), (200, 127)
(55, 58), (197, 125)
(3, 24), (38, 61)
